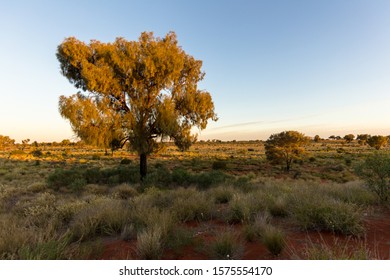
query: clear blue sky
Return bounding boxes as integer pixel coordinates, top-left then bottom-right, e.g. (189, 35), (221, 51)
(1, 0), (390, 142)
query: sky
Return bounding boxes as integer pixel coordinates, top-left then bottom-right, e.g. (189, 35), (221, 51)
(1, 0), (390, 143)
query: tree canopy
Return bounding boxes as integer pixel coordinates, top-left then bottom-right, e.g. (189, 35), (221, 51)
(367, 135), (388, 150)
(265, 131), (310, 171)
(57, 31), (217, 178)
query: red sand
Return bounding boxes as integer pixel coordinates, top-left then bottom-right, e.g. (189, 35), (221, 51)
(99, 207), (390, 260)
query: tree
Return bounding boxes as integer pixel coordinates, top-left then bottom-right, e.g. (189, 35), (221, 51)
(343, 134), (355, 143)
(21, 138), (30, 151)
(367, 135), (388, 150)
(356, 134), (370, 145)
(0, 135), (15, 150)
(265, 131), (310, 172)
(355, 153), (390, 202)
(57, 32), (217, 179)
(313, 135), (321, 142)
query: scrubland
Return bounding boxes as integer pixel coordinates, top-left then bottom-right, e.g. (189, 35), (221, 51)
(0, 140), (389, 260)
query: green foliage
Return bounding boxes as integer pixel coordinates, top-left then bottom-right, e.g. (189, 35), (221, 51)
(357, 134), (370, 145)
(355, 153), (390, 202)
(47, 166), (140, 191)
(291, 198), (364, 236)
(367, 135), (388, 150)
(343, 134), (355, 143)
(0, 135), (15, 150)
(265, 131), (310, 171)
(19, 236), (70, 260)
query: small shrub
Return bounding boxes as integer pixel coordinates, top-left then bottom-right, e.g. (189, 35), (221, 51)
(120, 158), (132, 165)
(212, 160), (227, 170)
(31, 150), (43, 158)
(47, 169), (83, 191)
(355, 153), (390, 202)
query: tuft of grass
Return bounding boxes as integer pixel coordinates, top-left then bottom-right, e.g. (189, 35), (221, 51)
(291, 196), (364, 236)
(136, 226), (164, 260)
(69, 198), (131, 241)
(209, 228), (244, 260)
(18, 235), (70, 260)
(243, 212), (271, 242)
(209, 185), (235, 204)
(261, 225), (286, 256)
(171, 188), (214, 222)
(296, 237), (379, 260)
(111, 183), (138, 199)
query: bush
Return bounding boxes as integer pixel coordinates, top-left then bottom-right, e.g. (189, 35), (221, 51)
(47, 169), (84, 191)
(31, 150), (43, 158)
(120, 158), (132, 165)
(212, 160), (227, 170)
(355, 153), (390, 202)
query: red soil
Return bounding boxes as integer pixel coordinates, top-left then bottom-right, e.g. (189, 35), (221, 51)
(99, 207), (390, 260)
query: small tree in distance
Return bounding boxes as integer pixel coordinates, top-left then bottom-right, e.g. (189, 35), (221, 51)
(367, 135), (388, 150)
(357, 134), (370, 145)
(265, 131), (310, 172)
(0, 135), (15, 150)
(343, 134), (355, 143)
(313, 135), (321, 142)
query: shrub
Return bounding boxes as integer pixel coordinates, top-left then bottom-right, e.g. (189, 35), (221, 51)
(212, 160), (227, 170)
(31, 150), (43, 158)
(120, 158), (132, 165)
(47, 169), (84, 191)
(355, 153), (390, 202)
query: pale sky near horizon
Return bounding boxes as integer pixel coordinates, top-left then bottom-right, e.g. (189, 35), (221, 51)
(1, 0), (390, 143)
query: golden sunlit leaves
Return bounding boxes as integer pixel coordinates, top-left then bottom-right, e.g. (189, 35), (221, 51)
(57, 31), (217, 177)
(265, 131), (310, 171)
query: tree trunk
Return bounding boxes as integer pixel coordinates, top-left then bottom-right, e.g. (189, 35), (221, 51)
(140, 153), (147, 180)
